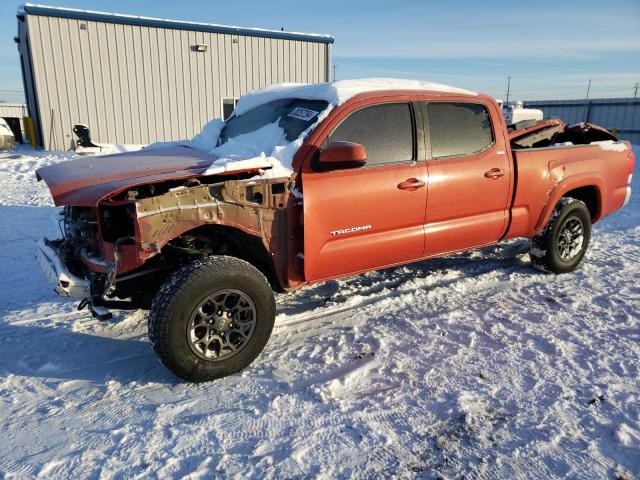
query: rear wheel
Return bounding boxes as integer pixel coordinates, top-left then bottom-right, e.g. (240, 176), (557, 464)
(529, 198), (591, 274)
(148, 256), (276, 382)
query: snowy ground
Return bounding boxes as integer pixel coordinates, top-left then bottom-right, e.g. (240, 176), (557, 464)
(0, 145), (638, 479)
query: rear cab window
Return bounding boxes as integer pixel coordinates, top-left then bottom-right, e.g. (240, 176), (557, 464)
(426, 102), (494, 159)
(322, 102), (415, 166)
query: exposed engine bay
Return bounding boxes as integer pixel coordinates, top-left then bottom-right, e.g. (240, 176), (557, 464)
(39, 174), (297, 318)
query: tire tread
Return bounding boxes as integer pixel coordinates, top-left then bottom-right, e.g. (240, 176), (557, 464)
(148, 256), (274, 382)
(529, 197), (590, 274)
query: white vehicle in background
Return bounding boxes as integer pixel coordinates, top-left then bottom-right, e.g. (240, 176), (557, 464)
(503, 100), (544, 127)
(0, 118), (15, 150)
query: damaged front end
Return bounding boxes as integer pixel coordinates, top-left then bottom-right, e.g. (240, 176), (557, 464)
(35, 173), (298, 320)
(35, 205), (117, 319)
(35, 238), (91, 298)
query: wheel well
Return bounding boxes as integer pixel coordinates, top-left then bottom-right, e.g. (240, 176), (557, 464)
(170, 224), (282, 292)
(564, 186), (600, 221)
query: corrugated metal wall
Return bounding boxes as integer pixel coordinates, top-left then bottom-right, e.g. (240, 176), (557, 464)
(19, 13), (331, 150)
(525, 98), (640, 145)
(0, 103), (27, 118)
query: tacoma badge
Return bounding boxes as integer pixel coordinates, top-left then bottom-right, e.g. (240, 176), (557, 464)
(330, 225), (372, 236)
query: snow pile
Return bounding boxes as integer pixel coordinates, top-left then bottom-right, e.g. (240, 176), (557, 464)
(204, 107), (335, 178)
(188, 118), (224, 151)
(143, 118), (224, 154)
(204, 121), (286, 176)
(0, 147), (77, 206)
(592, 140), (629, 152)
(76, 143), (145, 156)
(145, 114), (320, 178)
(614, 423), (640, 448)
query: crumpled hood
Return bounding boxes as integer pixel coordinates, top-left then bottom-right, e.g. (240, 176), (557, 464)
(36, 146), (262, 206)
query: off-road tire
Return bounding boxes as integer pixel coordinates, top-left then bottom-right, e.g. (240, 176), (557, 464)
(529, 197), (591, 274)
(148, 256), (276, 382)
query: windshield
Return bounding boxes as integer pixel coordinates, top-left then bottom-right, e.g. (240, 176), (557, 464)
(218, 98), (329, 146)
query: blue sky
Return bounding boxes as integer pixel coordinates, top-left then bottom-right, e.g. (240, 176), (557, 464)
(1, 0), (639, 103)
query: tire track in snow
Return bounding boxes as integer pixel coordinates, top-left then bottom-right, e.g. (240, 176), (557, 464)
(0, 373), (154, 472)
(270, 272), (527, 351)
(8, 309), (90, 326)
(273, 254), (530, 333)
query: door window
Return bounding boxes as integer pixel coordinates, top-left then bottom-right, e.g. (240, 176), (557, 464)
(324, 103), (414, 166)
(427, 102), (494, 159)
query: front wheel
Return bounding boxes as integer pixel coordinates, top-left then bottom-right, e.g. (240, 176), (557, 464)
(148, 256), (276, 382)
(529, 197), (592, 274)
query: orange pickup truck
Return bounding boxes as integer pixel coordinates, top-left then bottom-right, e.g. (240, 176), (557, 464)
(35, 80), (635, 381)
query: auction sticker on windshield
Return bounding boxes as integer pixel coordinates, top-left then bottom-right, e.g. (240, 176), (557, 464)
(288, 107), (319, 121)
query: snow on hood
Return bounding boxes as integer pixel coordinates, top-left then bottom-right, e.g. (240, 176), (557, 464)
(148, 78), (476, 180)
(145, 118), (224, 153)
(148, 107), (330, 180)
(202, 111), (330, 178)
(204, 122), (290, 177)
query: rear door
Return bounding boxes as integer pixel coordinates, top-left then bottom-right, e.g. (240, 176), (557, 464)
(301, 99), (428, 282)
(422, 100), (513, 256)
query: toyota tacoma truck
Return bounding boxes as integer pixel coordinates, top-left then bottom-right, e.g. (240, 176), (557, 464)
(34, 79), (635, 382)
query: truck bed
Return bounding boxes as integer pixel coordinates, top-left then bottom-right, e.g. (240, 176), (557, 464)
(506, 141), (632, 239)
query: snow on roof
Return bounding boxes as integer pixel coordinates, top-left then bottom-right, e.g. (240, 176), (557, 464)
(234, 78), (477, 116)
(20, 4), (334, 44)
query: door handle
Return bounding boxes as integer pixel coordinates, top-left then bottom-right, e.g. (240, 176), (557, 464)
(397, 178), (426, 191)
(484, 168), (506, 179)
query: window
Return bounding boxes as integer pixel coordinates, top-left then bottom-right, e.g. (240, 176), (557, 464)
(427, 102), (494, 159)
(324, 103), (414, 166)
(218, 98), (328, 145)
(222, 98), (239, 120)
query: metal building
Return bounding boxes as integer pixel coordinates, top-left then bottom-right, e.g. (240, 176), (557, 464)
(16, 4), (334, 150)
(0, 103), (27, 143)
(525, 98), (640, 145)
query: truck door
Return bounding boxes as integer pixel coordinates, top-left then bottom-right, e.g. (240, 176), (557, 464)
(422, 101), (512, 256)
(301, 100), (428, 282)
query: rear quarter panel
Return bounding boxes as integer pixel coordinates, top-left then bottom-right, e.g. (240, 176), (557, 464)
(508, 143), (631, 238)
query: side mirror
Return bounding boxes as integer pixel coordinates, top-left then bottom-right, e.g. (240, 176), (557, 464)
(318, 141), (367, 167)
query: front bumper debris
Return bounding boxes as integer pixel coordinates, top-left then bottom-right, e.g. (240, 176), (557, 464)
(35, 238), (90, 298)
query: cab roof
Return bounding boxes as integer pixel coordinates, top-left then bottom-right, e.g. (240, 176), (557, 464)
(233, 78), (480, 117)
